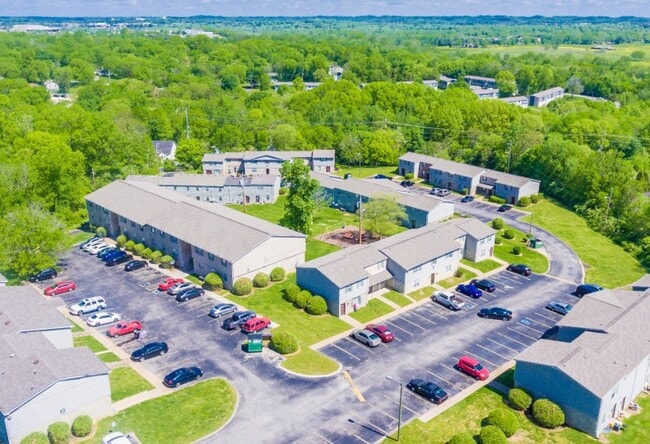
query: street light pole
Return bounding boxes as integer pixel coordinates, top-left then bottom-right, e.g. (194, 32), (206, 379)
(385, 376), (404, 441)
(240, 177), (247, 214)
(358, 194), (363, 244)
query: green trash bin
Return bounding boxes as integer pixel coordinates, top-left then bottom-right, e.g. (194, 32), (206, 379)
(529, 238), (543, 249)
(246, 333), (263, 353)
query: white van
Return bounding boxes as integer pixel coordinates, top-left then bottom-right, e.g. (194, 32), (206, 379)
(70, 296), (107, 316)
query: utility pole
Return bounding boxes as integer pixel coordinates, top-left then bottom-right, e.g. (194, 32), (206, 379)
(604, 188), (613, 222)
(185, 107), (190, 140)
(358, 194), (363, 244)
(507, 141), (512, 173)
(240, 178), (247, 214)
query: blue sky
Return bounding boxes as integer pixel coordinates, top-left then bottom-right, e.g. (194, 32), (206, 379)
(0, 0), (647, 17)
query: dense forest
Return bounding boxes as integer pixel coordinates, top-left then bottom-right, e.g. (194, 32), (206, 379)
(0, 19), (649, 276)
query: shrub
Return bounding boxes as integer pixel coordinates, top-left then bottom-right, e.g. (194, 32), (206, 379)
(116, 234), (127, 248)
(20, 432), (49, 444)
(508, 388), (533, 411)
(204, 272), (223, 291)
(485, 409), (519, 437)
(294, 290), (312, 309)
(95, 226), (107, 237)
(142, 247), (153, 260)
(284, 284), (300, 303)
(253, 272), (269, 288)
(479, 425), (507, 444)
(134, 243), (145, 256)
(512, 245), (522, 255)
(489, 195), (506, 204)
(503, 229), (515, 240)
(279, 187), (288, 195)
(495, 237), (502, 245)
(233, 278), (253, 296)
(71, 415), (92, 437)
(306, 296), (328, 315)
(125, 240), (135, 252)
(530, 194), (540, 204)
(461, 187), (469, 196)
(532, 399), (565, 428)
(270, 267), (286, 282)
(160, 255), (174, 269)
(454, 268), (465, 278)
(404, 173), (414, 179)
(270, 331), (299, 354)
(150, 250), (162, 263)
(447, 431), (475, 444)
(518, 196), (531, 207)
(47, 422), (70, 444)
(492, 218), (504, 230)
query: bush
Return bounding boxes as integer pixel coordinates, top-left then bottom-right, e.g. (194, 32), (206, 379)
(503, 229), (515, 240)
(270, 267), (286, 282)
(532, 399), (565, 428)
(454, 268), (465, 278)
(305, 295), (328, 315)
(71, 415), (92, 437)
(447, 431), (475, 444)
(461, 187), (469, 196)
(134, 243), (145, 256)
(508, 388), (533, 411)
(95, 226), (107, 237)
(485, 409), (519, 437)
(530, 194), (540, 204)
(279, 187), (288, 195)
(294, 290), (312, 309)
(116, 234), (127, 248)
(270, 331), (299, 354)
(479, 425), (507, 444)
(160, 255), (174, 269)
(204, 272), (223, 290)
(492, 218), (504, 230)
(125, 240), (135, 252)
(150, 250), (162, 263)
(495, 237), (502, 245)
(518, 196), (531, 207)
(233, 278), (253, 296)
(284, 284), (300, 303)
(512, 245), (522, 255)
(142, 247), (153, 260)
(404, 173), (414, 179)
(253, 272), (269, 288)
(489, 195), (506, 204)
(20, 432), (49, 444)
(47, 422), (70, 444)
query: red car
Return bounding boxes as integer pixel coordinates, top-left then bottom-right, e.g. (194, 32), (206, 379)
(365, 324), (395, 343)
(241, 317), (271, 333)
(456, 355), (490, 381)
(44, 280), (76, 296)
(107, 320), (143, 338)
(158, 277), (184, 291)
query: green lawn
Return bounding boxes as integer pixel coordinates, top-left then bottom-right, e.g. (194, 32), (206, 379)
(610, 393), (650, 444)
(335, 165), (398, 179)
(73, 335), (108, 353)
(492, 225), (549, 274)
(521, 200), (646, 287)
(65, 230), (95, 248)
(69, 319), (85, 333)
(281, 347), (340, 375)
(408, 286), (435, 301)
(460, 258), (502, 274)
(437, 267), (478, 289)
(109, 367), (155, 402)
(306, 238), (340, 261)
(84, 379), (236, 444)
(382, 290), (413, 307)
(386, 386), (597, 444)
(348, 298), (394, 323)
(98, 351), (122, 364)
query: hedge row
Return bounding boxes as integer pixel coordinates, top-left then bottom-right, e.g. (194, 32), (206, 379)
(283, 284), (328, 315)
(505, 387), (564, 429)
(21, 414), (93, 444)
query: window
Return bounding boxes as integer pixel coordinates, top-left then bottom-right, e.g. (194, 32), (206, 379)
(159, 231), (165, 238)
(170, 236), (178, 244)
(194, 246), (204, 256)
(345, 286), (352, 293)
(221, 258), (228, 267)
(413, 280), (420, 287)
(151, 227), (155, 233)
(414, 265), (422, 272)
(208, 253), (214, 261)
(446, 265), (452, 272)
(119, 216), (126, 223)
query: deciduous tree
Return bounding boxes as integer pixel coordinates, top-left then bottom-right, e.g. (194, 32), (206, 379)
(280, 159), (319, 234)
(363, 194), (407, 237)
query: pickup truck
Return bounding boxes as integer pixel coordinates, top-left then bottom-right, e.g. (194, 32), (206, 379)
(107, 320), (143, 337)
(222, 310), (257, 330)
(432, 291), (466, 311)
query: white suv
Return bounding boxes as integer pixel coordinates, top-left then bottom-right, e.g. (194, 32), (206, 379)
(70, 296), (107, 316)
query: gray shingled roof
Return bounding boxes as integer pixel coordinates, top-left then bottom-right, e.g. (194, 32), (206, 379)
(454, 217), (497, 241)
(298, 245), (388, 288)
(0, 287), (108, 415)
(481, 169), (536, 188)
(531, 87), (564, 98)
(516, 289), (650, 398)
(127, 173), (279, 188)
(203, 150), (335, 164)
(152, 140), (176, 156)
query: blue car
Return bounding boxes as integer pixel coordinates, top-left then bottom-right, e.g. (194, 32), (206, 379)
(456, 284), (483, 299)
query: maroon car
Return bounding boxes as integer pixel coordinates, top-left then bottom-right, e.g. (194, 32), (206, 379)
(365, 324), (395, 343)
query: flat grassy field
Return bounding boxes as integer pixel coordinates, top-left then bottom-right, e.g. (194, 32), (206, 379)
(335, 165), (398, 179)
(97, 351), (122, 364)
(460, 258), (502, 274)
(437, 267), (478, 289)
(382, 290), (413, 307)
(281, 347), (340, 375)
(109, 367), (154, 402)
(349, 298), (394, 323)
(492, 225), (549, 274)
(521, 200), (646, 287)
(306, 238), (340, 261)
(84, 379), (237, 444)
(408, 286), (435, 301)
(73, 335), (108, 353)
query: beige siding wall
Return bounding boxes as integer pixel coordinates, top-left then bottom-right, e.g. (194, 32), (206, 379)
(231, 237), (305, 285)
(41, 329), (73, 349)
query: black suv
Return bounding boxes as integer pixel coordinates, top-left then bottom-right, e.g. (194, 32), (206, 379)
(575, 283), (604, 297)
(471, 279), (496, 293)
(28, 268), (57, 283)
(131, 342), (168, 361)
(106, 252), (132, 266)
(222, 310), (256, 330)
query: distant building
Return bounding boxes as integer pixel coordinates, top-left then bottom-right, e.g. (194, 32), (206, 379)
(515, 289), (650, 438)
(202, 150), (335, 176)
(464, 75), (497, 89)
(529, 87), (565, 107)
(43, 80), (59, 94)
(0, 287), (110, 443)
(152, 140), (177, 161)
(0, 273), (7, 286)
(271, 80), (321, 91)
(422, 79), (439, 89)
(500, 95), (529, 107)
(329, 66), (344, 80)
(438, 75), (456, 89)
(470, 85), (499, 99)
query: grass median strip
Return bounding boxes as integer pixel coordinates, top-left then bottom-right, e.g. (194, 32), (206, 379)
(73, 335), (108, 353)
(348, 298), (394, 323)
(493, 225), (549, 274)
(382, 290), (413, 307)
(437, 267), (478, 289)
(408, 286), (434, 301)
(97, 351), (122, 364)
(109, 366), (155, 402)
(460, 258), (502, 273)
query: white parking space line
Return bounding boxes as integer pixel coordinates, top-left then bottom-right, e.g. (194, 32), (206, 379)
(528, 316), (553, 329)
(382, 394), (419, 415)
(352, 434), (371, 444)
(517, 321), (544, 335)
(331, 343), (362, 361)
(418, 305), (448, 320)
(476, 343), (509, 361)
(427, 370), (465, 391)
(396, 316), (426, 331)
(486, 337), (519, 354)
(496, 331), (530, 347)
(386, 321), (413, 336)
(366, 402), (398, 421)
(507, 326), (537, 341)
(314, 432), (334, 444)
(343, 337), (377, 354)
(463, 350), (498, 368)
(408, 310), (437, 325)
(185, 300), (214, 313)
(534, 311), (559, 323)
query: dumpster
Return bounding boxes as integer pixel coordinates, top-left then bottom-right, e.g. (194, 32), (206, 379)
(529, 238), (543, 249)
(246, 333), (263, 353)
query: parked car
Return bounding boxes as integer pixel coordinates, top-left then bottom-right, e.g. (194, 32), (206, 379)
(101, 249), (125, 262)
(546, 301), (572, 315)
(241, 316), (271, 333)
(350, 329), (381, 347)
(98, 247), (120, 259)
(175, 287), (205, 302)
(406, 379), (449, 404)
(507, 264), (532, 276)
(456, 284), (483, 299)
(365, 324), (395, 343)
(163, 367), (203, 388)
(478, 307), (513, 321)
(460, 195), (475, 203)
(28, 267), (57, 282)
(222, 310), (257, 330)
(456, 355), (490, 380)
(432, 290), (465, 311)
(575, 283), (604, 297)
(400, 180), (415, 187)
(86, 312), (121, 327)
(105, 252), (132, 266)
(69, 296), (107, 315)
(374, 174), (390, 179)
(124, 259), (148, 272)
(167, 282), (194, 295)
(131, 341), (168, 361)
(44, 280), (76, 296)
(435, 188), (451, 196)
(107, 320), (143, 337)
(470, 279), (496, 292)
(101, 432), (131, 444)
(158, 277), (185, 291)
(92, 245), (114, 257)
(86, 242), (109, 255)
(209, 303), (237, 318)
(498, 204), (512, 212)
(79, 237), (102, 250)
